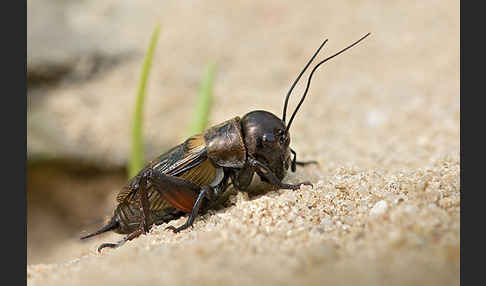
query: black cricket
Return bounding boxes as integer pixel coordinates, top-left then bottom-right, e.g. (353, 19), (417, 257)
(81, 33), (371, 252)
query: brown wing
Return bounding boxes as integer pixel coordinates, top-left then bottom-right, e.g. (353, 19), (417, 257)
(150, 133), (207, 177)
(147, 188), (171, 211)
(115, 186), (171, 211)
(116, 133), (216, 212)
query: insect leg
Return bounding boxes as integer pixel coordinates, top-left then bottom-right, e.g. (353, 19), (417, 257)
(290, 148), (318, 172)
(97, 227), (145, 252)
(165, 185), (213, 233)
(248, 157), (313, 190)
(138, 184), (151, 233)
(149, 171), (202, 213)
(230, 164), (255, 191)
(128, 168), (154, 235)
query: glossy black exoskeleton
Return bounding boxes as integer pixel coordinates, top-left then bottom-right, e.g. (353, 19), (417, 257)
(81, 33), (371, 252)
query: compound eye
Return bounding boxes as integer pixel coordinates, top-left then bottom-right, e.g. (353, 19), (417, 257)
(275, 129), (286, 145)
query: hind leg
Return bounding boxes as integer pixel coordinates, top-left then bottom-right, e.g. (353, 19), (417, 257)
(165, 185), (214, 233)
(97, 228), (145, 252)
(124, 168), (155, 236)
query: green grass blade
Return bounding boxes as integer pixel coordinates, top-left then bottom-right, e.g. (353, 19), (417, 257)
(187, 63), (216, 137)
(128, 23), (161, 178)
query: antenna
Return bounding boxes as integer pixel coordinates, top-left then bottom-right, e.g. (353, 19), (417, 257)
(282, 39), (328, 123)
(285, 33), (371, 133)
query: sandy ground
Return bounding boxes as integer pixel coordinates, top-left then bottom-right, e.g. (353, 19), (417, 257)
(28, 160), (460, 286)
(27, 0), (459, 285)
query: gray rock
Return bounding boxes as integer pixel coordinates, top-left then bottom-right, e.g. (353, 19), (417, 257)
(27, 0), (144, 85)
(27, 0), (164, 166)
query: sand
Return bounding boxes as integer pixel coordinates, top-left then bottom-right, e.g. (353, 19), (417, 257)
(27, 158), (460, 286)
(27, 0), (459, 285)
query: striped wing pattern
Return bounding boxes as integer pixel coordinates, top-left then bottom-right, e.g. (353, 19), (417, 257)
(116, 133), (217, 212)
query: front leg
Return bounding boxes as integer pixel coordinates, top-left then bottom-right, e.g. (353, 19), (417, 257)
(290, 148), (318, 172)
(248, 157), (313, 190)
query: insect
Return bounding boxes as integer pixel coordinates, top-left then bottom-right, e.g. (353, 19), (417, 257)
(81, 33), (371, 252)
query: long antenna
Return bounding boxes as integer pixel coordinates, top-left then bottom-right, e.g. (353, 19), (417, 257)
(285, 33), (371, 133)
(282, 39), (328, 123)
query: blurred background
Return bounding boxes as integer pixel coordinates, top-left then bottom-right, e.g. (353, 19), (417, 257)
(27, 0), (459, 265)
